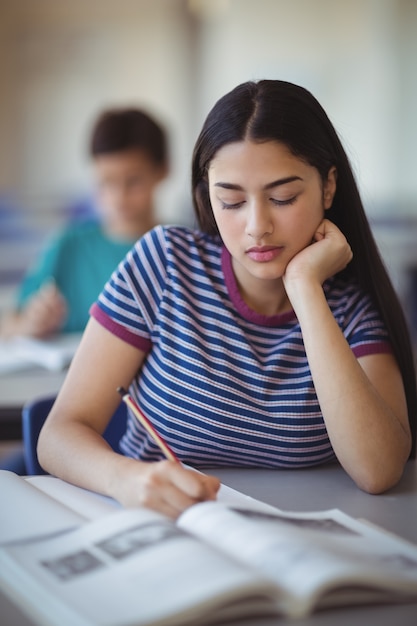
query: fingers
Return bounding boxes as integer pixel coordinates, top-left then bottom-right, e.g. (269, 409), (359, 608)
(313, 218), (340, 241)
(22, 283), (67, 337)
(170, 463), (220, 500)
(312, 219), (327, 241)
(284, 219), (353, 291)
(136, 462), (220, 519)
(312, 219), (353, 272)
(37, 282), (67, 312)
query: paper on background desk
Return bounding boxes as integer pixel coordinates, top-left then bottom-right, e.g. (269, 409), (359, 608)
(0, 333), (82, 374)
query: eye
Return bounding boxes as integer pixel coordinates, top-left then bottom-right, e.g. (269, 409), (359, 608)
(270, 196), (297, 207)
(219, 199), (245, 210)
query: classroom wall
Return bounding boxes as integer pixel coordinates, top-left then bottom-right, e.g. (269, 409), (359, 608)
(0, 0), (195, 225)
(188, 0), (417, 310)
(191, 0), (417, 214)
(0, 0), (416, 324)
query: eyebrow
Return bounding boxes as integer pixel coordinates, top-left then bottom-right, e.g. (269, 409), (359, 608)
(214, 176), (303, 191)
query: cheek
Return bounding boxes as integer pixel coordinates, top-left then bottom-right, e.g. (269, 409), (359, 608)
(128, 184), (153, 205)
(130, 186), (146, 201)
(97, 187), (116, 210)
(211, 204), (223, 230)
(212, 210), (241, 243)
(283, 205), (324, 249)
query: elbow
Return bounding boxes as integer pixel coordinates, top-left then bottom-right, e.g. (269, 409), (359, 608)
(357, 476), (399, 495)
(36, 444), (48, 474)
(36, 423), (54, 474)
(344, 430), (412, 495)
(352, 459), (407, 495)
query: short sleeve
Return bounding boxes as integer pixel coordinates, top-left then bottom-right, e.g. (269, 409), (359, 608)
(90, 226), (168, 352)
(327, 280), (392, 358)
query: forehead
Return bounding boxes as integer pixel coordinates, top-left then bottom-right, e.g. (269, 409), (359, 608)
(93, 149), (157, 176)
(208, 140), (311, 181)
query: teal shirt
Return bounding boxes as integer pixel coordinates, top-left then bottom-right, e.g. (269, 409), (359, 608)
(17, 221), (136, 333)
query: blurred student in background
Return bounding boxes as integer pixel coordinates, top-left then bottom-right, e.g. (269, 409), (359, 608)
(0, 107), (168, 339)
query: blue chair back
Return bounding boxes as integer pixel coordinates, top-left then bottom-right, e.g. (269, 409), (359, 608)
(22, 395), (127, 475)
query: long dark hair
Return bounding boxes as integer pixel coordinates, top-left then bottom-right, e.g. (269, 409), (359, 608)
(192, 79), (416, 457)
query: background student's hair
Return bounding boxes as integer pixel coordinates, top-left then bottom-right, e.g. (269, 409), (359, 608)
(90, 107), (168, 165)
(192, 79), (417, 457)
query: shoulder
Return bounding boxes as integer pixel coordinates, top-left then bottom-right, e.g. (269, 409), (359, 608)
(48, 220), (102, 248)
(27, 222), (99, 265)
(325, 275), (372, 308)
(324, 275), (383, 327)
(64, 219), (103, 239)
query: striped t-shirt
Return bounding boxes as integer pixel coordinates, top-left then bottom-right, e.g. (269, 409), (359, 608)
(91, 225), (391, 468)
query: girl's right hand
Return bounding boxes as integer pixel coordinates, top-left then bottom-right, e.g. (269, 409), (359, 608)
(111, 458), (221, 519)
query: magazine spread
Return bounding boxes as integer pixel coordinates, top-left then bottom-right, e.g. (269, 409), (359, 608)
(1, 471), (417, 625)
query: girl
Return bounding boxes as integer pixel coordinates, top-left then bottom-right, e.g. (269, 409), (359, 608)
(38, 80), (416, 518)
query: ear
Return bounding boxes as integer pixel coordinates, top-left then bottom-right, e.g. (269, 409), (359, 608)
(323, 166), (337, 210)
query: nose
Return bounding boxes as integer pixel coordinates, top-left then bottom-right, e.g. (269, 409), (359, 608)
(245, 201), (273, 240)
(108, 183), (130, 211)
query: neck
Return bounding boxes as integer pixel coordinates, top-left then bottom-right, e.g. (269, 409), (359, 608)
(239, 282), (292, 316)
(231, 259), (291, 316)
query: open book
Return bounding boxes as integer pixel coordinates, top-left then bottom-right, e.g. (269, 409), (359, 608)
(0, 332), (82, 374)
(1, 471), (417, 626)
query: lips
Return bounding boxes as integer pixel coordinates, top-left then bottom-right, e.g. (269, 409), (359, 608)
(246, 245), (283, 262)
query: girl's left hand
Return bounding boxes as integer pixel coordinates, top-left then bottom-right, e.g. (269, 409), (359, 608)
(283, 219), (353, 288)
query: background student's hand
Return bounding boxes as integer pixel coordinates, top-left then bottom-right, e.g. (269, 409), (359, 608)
(283, 218), (353, 289)
(112, 458), (221, 519)
(12, 282), (67, 338)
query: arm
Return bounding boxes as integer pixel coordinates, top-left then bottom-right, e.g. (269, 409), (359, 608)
(1, 232), (68, 339)
(37, 317), (220, 518)
(0, 282), (67, 338)
(283, 219), (411, 494)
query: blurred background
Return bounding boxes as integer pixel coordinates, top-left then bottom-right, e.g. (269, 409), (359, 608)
(1, 0), (416, 346)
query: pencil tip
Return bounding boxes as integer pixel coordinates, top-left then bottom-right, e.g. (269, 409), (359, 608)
(117, 386), (127, 396)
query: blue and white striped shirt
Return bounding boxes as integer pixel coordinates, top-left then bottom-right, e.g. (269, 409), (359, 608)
(91, 225), (391, 468)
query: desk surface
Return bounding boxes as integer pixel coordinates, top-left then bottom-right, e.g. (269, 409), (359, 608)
(0, 368), (66, 439)
(215, 461), (417, 545)
(1, 462), (417, 625)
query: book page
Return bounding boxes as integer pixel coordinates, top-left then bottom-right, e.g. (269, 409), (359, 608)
(216, 481), (285, 513)
(0, 508), (278, 626)
(27, 469), (282, 523)
(0, 471), (85, 545)
(27, 476), (120, 520)
(178, 502), (417, 618)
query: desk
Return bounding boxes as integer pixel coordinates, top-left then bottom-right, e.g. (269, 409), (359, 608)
(0, 368), (66, 440)
(1, 462), (417, 626)
(215, 461), (417, 545)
